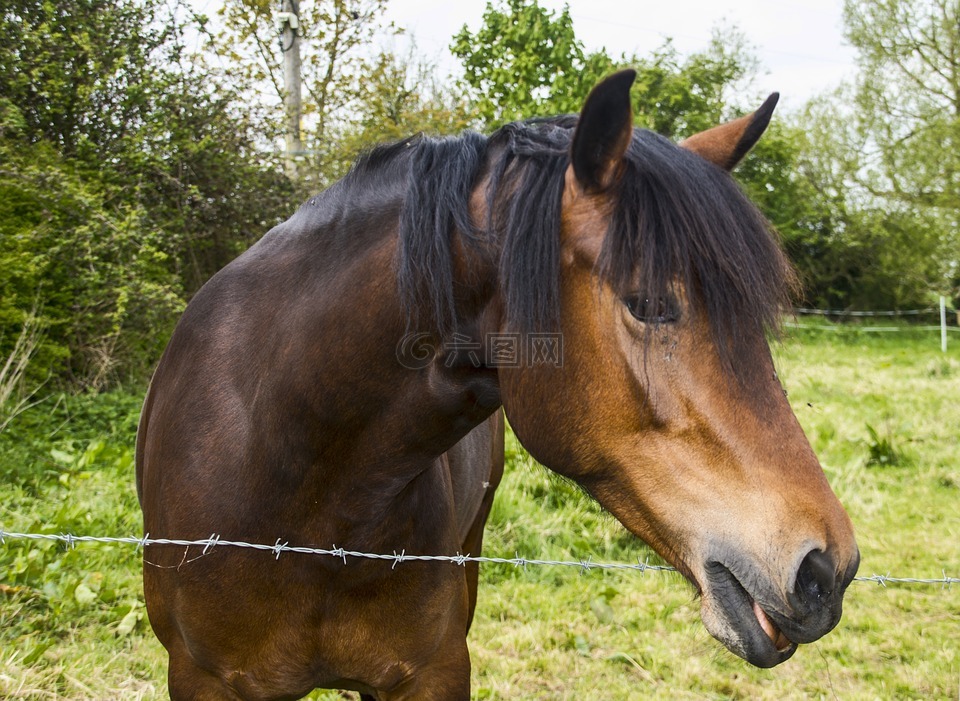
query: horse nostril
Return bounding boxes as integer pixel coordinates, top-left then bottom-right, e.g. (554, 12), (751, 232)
(795, 549), (836, 603)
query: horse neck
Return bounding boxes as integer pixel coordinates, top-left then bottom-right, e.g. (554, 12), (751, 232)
(289, 190), (502, 473)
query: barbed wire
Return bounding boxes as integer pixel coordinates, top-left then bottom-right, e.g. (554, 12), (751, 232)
(0, 530), (956, 586)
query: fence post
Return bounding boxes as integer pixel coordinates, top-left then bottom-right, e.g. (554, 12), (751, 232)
(941, 296), (948, 353)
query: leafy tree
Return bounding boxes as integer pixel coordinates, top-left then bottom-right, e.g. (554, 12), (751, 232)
(838, 0), (959, 301)
(211, 0), (392, 187)
(0, 110), (181, 389)
(844, 0), (960, 212)
(451, 1), (757, 137)
(452, 0), (616, 125)
(631, 31), (758, 139)
(330, 48), (474, 178)
(778, 75), (954, 310)
(0, 0), (293, 388)
(0, 0), (169, 157)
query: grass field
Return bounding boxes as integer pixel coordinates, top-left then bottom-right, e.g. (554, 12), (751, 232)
(1, 326), (958, 699)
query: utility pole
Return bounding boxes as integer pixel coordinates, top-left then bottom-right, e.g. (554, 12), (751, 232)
(278, 0), (302, 180)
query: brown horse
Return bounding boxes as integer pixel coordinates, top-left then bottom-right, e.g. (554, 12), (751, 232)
(136, 70), (859, 700)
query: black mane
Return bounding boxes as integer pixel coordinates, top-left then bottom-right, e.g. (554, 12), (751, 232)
(347, 117), (796, 369)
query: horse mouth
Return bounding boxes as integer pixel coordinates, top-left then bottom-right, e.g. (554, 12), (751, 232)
(701, 561), (798, 668)
(751, 600), (793, 653)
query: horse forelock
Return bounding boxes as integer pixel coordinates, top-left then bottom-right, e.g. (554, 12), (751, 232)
(392, 118), (574, 336)
(602, 130), (799, 375)
(380, 119), (795, 370)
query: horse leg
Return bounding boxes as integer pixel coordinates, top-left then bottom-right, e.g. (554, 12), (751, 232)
(462, 412), (505, 631)
(378, 641), (471, 701)
(461, 480), (499, 631)
(167, 649), (243, 701)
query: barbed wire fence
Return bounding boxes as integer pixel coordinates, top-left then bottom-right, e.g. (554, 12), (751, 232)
(0, 530), (956, 588)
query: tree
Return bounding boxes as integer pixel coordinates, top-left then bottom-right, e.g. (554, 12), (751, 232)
(452, 2), (759, 140)
(840, 0), (959, 300)
(331, 48), (474, 177)
(452, 0), (616, 126)
(0, 0), (293, 388)
(783, 85), (952, 309)
(211, 0), (393, 187)
(845, 0), (960, 210)
(631, 31), (759, 139)
(0, 0), (168, 157)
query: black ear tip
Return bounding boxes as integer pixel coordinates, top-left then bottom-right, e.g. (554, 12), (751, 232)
(584, 69), (636, 113)
(745, 92), (779, 140)
(607, 68), (637, 89)
(758, 92), (780, 119)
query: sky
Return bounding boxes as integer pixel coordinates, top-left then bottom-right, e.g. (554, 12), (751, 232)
(380, 0), (859, 110)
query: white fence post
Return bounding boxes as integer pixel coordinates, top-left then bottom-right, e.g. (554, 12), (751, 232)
(941, 296), (948, 353)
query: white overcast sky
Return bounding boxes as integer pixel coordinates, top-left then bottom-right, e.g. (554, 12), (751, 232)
(380, 0), (859, 110)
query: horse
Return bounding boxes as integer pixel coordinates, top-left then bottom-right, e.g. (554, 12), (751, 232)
(136, 69), (859, 700)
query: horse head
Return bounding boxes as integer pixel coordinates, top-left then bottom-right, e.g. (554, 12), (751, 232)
(498, 70), (859, 668)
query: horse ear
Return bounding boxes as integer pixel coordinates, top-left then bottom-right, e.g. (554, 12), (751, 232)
(570, 69), (636, 192)
(679, 93), (779, 171)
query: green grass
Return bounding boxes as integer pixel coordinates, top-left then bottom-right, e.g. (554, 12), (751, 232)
(1, 328), (958, 699)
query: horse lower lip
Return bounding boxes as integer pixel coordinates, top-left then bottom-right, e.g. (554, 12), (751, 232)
(752, 600), (792, 652)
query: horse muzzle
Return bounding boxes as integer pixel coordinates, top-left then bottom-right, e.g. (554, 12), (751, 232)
(698, 546), (860, 668)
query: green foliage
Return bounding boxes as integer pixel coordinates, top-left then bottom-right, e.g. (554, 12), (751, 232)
(844, 0), (960, 215)
(630, 30), (758, 139)
(0, 0), (294, 390)
(451, 1), (757, 137)
(0, 0), (166, 156)
(755, 103), (948, 310)
(0, 129), (183, 388)
(326, 49), (474, 182)
(864, 423), (905, 467)
(211, 0), (393, 188)
(795, 0), (960, 308)
(451, 0), (616, 125)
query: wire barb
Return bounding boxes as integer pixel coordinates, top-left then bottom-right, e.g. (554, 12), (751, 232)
(202, 533), (220, 555)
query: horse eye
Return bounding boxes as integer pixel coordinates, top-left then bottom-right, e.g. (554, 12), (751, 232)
(624, 295), (680, 324)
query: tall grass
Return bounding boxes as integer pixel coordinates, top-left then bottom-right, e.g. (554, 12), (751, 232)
(1, 329), (957, 699)
(0, 309), (45, 434)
